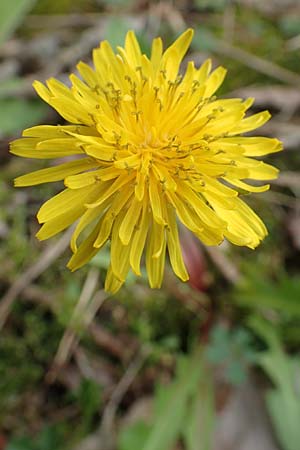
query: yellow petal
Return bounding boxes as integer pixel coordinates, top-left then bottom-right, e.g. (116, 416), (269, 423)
(14, 158), (98, 186)
(36, 205), (83, 240)
(165, 205), (189, 281)
(214, 197), (267, 249)
(94, 189), (132, 248)
(92, 166), (123, 182)
(37, 185), (97, 223)
(93, 215), (113, 249)
(166, 191), (203, 234)
(46, 77), (72, 97)
(223, 177), (270, 193)
(50, 97), (94, 126)
(163, 48), (180, 81)
(67, 220), (103, 271)
(177, 181), (226, 229)
(33, 80), (51, 103)
(195, 226), (224, 246)
(162, 29), (194, 71)
(71, 200), (109, 252)
(152, 165), (177, 192)
(150, 37), (163, 71)
(149, 174), (165, 225)
(86, 174), (134, 208)
(77, 60), (101, 88)
(105, 265), (124, 294)
(114, 153), (141, 170)
(202, 176), (237, 197)
(65, 168), (111, 189)
(204, 191), (237, 210)
(110, 212), (131, 281)
(130, 202), (149, 276)
(219, 137), (283, 156)
(11, 136), (84, 159)
(84, 144), (118, 162)
(135, 170), (146, 201)
(247, 162), (279, 180)
(196, 58), (212, 85)
(146, 219), (166, 288)
(151, 221), (165, 259)
(22, 124), (96, 138)
(124, 30), (142, 66)
(230, 111), (271, 134)
(119, 197), (143, 245)
(10, 138), (40, 158)
(203, 66), (227, 98)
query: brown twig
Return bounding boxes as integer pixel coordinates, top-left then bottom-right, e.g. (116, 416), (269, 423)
(261, 121), (300, 150)
(71, 348), (150, 450)
(222, 2), (236, 44)
(272, 171), (300, 191)
(204, 246), (241, 284)
(163, 268), (211, 313)
(25, 13), (108, 29)
(47, 268), (108, 382)
(99, 348), (150, 447)
(89, 323), (135, 361)
(286, 33), (300, 51)
(159, 0), (300, 87)
(74, 346), (116, 390)
(157, 2), (300, 89)
(190, 40), (300, 88)
(217, 42), (300, 87)
(261, 191), (300, 208)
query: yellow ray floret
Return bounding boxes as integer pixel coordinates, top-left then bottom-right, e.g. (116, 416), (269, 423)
(11, 28), (282, 293)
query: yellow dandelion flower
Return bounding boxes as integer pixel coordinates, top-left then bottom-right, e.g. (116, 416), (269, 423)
(11, 29), (282, 293)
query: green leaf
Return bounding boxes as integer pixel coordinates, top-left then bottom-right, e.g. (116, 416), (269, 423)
(206, 325), (231, 362)
(279, 16), (300, 38)
(75, 378), (102, 431)
(118, 349), (206, 450)
(206, 324), (255, 386)
(105, 17), (131, 50)
(0, 78), (25, 99)
(192, 27), (217, 52)
(250, 317), (300, 450)
(141, 349), (204, 450)
(0, 98), (47, 137)
(225, 360), (247, 386)
(6, 437), (36, 450)
(0, 0), (37, 46)
(119, 422), (151, 450)
(35, 426), (63, 450)
(102, 0), (133, 7)
(194, 0), (228, 12)
(7, 426), (63, 450)
(105, 18), (151, 57)
(182, 371), (215, 450)
(234, 268), (300, 318)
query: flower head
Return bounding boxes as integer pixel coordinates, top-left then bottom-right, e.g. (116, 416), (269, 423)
(11, 29), (282, 293)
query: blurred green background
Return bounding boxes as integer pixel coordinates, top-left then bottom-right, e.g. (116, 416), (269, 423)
(0, 1), (300, 450)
